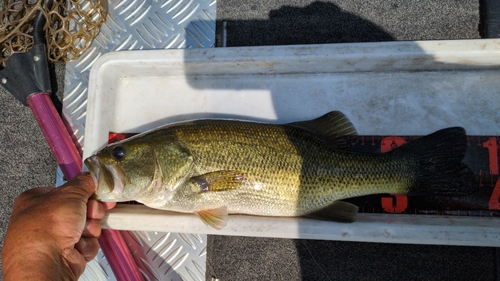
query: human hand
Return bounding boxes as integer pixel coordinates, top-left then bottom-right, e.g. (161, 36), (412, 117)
(2, 173), (116, 281)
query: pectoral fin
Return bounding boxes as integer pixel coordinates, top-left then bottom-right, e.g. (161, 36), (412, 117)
(195, 206), (228, 229)
(305, 201), (359, 223)
(189, 170), (246, 193)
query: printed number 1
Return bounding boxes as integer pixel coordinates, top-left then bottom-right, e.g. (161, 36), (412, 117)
(484, 137), (500, 210)
(380, 137), (408, 213)
(483, 137), (499, 175)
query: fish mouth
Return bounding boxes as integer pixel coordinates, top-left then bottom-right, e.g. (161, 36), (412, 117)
(84, 157), (100, 189)
(84, 156), (126, 202)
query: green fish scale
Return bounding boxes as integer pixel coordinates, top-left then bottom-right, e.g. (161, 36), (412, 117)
(157, 120), (415, 216)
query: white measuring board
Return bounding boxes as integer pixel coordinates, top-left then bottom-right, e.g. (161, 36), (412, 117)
(85, 40), (500, 247)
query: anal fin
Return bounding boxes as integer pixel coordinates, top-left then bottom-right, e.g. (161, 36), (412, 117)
(195, 206), (228, 229)
(304, 201), (359, 223)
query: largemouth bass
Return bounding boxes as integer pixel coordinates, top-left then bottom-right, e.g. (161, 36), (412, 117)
(85, 111), (475, 229)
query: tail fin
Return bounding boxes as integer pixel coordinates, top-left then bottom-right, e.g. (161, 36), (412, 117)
(395, 127), (476, 196)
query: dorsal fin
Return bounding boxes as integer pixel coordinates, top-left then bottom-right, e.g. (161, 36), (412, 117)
(288, 111), (357, 137)
(288, 111), (357, 147)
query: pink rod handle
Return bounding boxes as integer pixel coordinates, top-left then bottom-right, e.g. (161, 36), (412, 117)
(27, 93), (82, 179)
(27, 93), (144, 281)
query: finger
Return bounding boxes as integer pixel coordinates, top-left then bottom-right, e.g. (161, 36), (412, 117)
(75, 237), (100, 262)
(88, 200), (116, 219)
(64, 248), (87, 278)
(102, 201), (117, 210)
(61, 173), (96, 200)
(87, 199), (105, 219)
(82, 219), (102, 238)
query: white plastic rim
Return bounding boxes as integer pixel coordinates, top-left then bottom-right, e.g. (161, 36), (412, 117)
(102, 205), (500, 247)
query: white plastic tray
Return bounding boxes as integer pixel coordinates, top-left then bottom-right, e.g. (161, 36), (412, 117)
(85, 40), (500, 246)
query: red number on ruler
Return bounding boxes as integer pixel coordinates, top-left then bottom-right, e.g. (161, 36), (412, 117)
(380, 137), (407, 153)
(109, 133), (127, 144)
(380, 137), (408, 213)
(483, 137), (499, 175)
(381, 195), (408, 213)
(483, 137), (500, 210)
(488, 179), (500, 210)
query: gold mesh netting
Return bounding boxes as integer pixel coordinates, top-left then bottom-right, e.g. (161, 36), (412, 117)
(0, 0), (106, 67)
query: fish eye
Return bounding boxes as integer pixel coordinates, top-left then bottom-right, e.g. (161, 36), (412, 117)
(112, 146), (126, 160)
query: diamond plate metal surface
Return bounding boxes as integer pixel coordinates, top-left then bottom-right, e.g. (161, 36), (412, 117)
(121, 231), (206, 281)
(63, 0), (216, 147)
(61, 0), (216, 280)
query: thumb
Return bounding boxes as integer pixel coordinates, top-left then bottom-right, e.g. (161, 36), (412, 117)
(60, 173), (96, 200)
